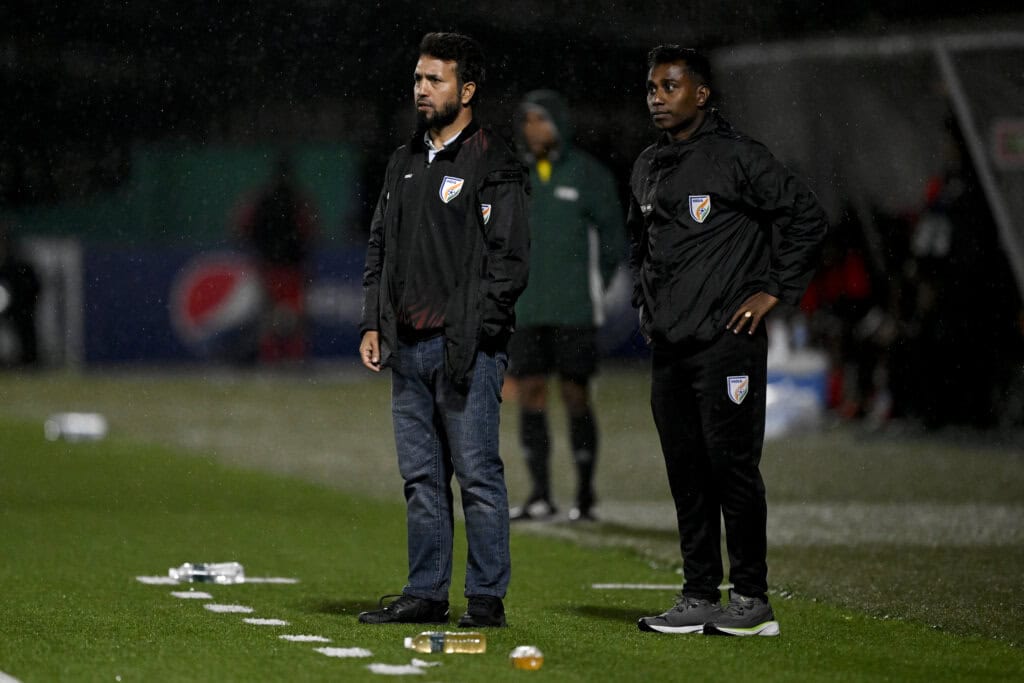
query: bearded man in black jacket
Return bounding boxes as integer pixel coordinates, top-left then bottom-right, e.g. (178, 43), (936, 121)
(629, 46), (827, 637)
(357, 32), (529, 629)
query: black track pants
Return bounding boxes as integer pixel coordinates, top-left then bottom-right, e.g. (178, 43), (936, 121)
(650, 329), (769, 601)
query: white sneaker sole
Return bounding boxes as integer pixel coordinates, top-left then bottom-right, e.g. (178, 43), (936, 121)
(637, 619), (705, 634)
(704, 620), (780, 637)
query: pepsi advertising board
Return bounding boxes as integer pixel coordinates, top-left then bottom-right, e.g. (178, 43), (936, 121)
(82, 246), (642, 365)
(83, 247), (366, 363)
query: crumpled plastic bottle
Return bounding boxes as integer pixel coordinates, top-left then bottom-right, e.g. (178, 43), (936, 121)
(168, 562), (245, 584)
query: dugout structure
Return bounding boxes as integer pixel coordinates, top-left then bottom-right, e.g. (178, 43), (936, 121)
(713, 31), (1024, 300)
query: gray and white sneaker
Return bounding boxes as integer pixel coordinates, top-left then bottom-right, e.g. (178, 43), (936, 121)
(703, 591), (780, 637)
(638, 594), (722, 634)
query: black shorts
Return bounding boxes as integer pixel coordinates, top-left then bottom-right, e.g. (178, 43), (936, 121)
(508, 326), (598, 384)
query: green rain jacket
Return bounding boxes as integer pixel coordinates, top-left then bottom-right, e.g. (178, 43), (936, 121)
(513, 90), (626, 328)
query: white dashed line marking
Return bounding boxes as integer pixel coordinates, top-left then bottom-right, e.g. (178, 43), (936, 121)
(136, 575), (299, 585)
(203, 604), (254, 614)
(279, 635), (330, 642)
(410, 659), (441, 668)
(315, 647), (373, 658)
(244, 618), (290, 626)
(366, 663), (426, 675)
(136, 576), (179, 585)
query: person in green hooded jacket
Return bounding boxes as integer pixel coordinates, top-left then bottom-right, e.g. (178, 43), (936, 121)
(508, 89), (626, 522)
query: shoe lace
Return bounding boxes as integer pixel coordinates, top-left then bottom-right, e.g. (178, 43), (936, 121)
(378, 593), (414, 611)
(467, 596), (499, 615)
(671, 593), (704, 612)
(724, 595), (755, 616)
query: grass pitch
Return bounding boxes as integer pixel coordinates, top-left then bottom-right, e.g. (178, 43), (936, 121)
(1, 366), (1023, 681)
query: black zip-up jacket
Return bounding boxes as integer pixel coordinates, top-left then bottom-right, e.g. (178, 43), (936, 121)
(627, 111), (828, 344)
(361, 120), (530, 388)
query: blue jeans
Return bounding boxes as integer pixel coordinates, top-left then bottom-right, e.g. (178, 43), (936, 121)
(391, 336), (510, 600)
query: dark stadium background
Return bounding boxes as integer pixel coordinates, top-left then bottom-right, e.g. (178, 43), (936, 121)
(5, 1), (1022, 225)
(2, 0), (1023, 428)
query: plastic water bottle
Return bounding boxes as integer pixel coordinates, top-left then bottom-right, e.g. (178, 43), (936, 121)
(404, 631), (486, 654)
(168, 562), (245, 584)
(44, 413), (108, 442)
(509, 645), (544, 670)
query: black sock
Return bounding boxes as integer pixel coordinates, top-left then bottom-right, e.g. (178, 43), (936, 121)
(520, 409), (550, 501)
(570, 410), (598, 508)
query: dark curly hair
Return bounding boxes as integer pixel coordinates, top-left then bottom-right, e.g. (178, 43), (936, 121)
(419, 32), (486, 105)
(647, 45), (712, 91)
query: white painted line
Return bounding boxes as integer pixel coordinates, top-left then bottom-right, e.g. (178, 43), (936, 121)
(366, 663), (426, 675)
(1, 671), (24, 683)
(591, 582), (733, 590)
(244, 618), (290, 626)
(315, 647), (373, 658)
(171, 591), (213, 600)
(136, 576), (178, 585)
(137, 575), (299, 585)
(591, 583), (680, 590)
(279, 635), (330, 642)
(410, 659), (441, 668)
(595, 500), (1024, 546)
(204, 604), (254, 614)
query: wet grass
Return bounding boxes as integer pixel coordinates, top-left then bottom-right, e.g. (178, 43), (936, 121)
(3, 416), (1023, 681)
(2, 365), (1023, 676)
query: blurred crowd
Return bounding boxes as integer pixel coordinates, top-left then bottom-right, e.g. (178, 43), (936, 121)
(798, 118), (1024, 430)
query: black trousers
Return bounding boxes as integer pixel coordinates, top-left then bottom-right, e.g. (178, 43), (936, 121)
(650, 328), (768, 601)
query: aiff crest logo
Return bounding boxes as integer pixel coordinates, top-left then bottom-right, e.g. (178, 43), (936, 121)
(727, 375), (749, 405)
(439, 176), (465, 203)
(689, 194), (711, 223)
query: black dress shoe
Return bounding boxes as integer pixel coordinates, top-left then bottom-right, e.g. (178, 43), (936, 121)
(358, 593), (449, 624)
(457, 595), (507, 627)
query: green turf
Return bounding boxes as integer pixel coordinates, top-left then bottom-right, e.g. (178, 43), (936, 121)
(2, 413), (1023, 682)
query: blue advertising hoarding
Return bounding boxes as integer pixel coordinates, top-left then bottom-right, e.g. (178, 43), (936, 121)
(83, 247), (366, 363)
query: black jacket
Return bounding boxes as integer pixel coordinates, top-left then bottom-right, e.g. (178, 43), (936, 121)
(627, 111), (828, 344)
(361, 121), (530, 388)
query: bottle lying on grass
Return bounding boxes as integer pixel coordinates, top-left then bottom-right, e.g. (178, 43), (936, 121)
(44, 413), (108, 442)
(404, 631), (486, 654)
(168, 562), (245, 584)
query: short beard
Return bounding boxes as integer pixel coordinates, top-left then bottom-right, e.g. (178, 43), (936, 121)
(417, 97), (461, 131)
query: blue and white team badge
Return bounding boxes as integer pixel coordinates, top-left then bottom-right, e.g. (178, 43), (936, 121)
(689, 194), (711, 223)
(727, 375), (749, 405)
(439, 176), (465, 203)
(480, 203), (492, 225)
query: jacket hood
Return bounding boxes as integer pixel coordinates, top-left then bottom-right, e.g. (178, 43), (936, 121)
(514, 89), (574, 162)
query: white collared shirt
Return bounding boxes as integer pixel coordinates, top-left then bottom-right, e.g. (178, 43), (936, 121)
(424, 129), (463, 163)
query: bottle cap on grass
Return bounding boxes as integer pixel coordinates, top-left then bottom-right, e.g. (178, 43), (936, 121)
(509, 645), (544, 670)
